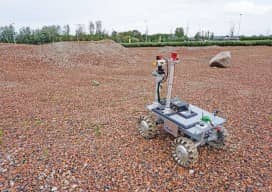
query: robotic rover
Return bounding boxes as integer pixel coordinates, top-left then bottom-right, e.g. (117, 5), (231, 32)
(137, 52), (228, 167)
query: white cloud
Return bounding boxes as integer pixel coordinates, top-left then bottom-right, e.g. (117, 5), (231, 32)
(224, 1), (272, 15)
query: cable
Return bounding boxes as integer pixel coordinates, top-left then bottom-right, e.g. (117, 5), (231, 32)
(162, 58), (169, 82)
(157, 81), (161, 103)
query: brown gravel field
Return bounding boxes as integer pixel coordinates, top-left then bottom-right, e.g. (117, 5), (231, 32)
(0, 41), (271, 191)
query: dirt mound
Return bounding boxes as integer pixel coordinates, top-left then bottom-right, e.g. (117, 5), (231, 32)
(40, 40), (129, 67)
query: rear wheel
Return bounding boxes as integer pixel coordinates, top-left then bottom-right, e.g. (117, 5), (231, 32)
(172, 137), (198, 167)
(208, 127), (228, 149)
(137, 116), (158, 139)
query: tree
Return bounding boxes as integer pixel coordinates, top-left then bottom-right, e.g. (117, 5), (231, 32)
(89, 21), (95, 35)
(194, 32), (201, 41)
(63, 25), (70, 36)
(40, 25), (61, 43)
(0, 25), (16, 43)
(211, 32), (215, 40)
(115, 30), (143, 43)
(131, 30), (142, 39)
(95, 20), (102, 35)
(175, 27), (185, 38)
(111, 30), (117, 41)
(17, 27), (32, 43)
(62, 25), (70, 41)
(75, 24), (85, 41)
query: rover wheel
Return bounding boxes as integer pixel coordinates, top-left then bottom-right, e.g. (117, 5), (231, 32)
(208, 127), (228, 149)
(137, 116), (158, 139)
(172, 137), (198, 167)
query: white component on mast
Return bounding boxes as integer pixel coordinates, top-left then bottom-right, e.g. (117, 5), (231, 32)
(164, 53), (179, 114)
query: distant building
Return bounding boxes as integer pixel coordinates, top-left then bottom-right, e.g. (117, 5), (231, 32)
(213, 36), (240, 41)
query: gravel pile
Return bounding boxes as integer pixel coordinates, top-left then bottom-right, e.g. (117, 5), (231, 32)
(40, 40), (130, 67)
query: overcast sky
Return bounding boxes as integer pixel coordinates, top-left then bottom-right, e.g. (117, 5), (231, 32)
(0, 0), (272, 36)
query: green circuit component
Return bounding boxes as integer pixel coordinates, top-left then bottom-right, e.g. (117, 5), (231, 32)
(201, 115), (211, 123)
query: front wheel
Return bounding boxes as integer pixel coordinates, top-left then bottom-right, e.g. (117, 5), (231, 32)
(137, 116), (159, 139)
(172, 137), (198, 167)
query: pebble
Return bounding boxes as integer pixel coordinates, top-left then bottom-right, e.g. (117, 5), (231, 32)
(9, 180), (14, 187)
(0, 168), (7, 173)
(91, 80), (100, 87)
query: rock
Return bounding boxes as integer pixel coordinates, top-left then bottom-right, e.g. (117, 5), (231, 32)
(245, 186), (253, 192)
(209, 51), (231, 68)
(9, 180), (15, 187)
(189, 169), (195, 174)
(91, 80), (100, 87)
(64, 179), (69, 185)
(51, 186), (58, 191)
(0, 168), (7, 173)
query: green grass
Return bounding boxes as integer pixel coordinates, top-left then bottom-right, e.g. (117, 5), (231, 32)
(86, 122), (104, 137)
(0, 129), (2, 144)
(121, 40), (272, 47)
(43, 148), (49, 158)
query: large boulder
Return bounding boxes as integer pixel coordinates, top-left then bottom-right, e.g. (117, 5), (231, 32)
(209, 51), (231, 68)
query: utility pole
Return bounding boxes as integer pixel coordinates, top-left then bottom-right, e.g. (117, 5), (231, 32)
(185, 23), (189, 38)
(145, 20), (148, 42)
(11, 22), (16, 44)
(75, 24), (81, 43)
(238, 13), (243, 37)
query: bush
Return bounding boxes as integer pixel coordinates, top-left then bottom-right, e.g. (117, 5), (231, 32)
(121, 40), (272, 47)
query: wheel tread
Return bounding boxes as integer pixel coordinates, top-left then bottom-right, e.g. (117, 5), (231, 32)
(172, 136), (199, 167)
(137, 115), (158, 139)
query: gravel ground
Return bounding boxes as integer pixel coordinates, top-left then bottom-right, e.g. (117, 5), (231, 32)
(0, 42), (271, 191)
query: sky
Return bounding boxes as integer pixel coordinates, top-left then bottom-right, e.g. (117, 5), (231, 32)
(0, 0), (272, 36)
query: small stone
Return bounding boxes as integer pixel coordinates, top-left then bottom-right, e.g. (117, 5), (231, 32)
(0, 168), (7, 173)
(52, 186), (58, 191)
(64, 179), (69, 185)
(104, 185), (110, 191)
(189, 169), (195, 174)
(256, 182), (262, 187)
(245, 186), (253, 192)
(91, 80), (100, 87)
(9, 180), (15, 187)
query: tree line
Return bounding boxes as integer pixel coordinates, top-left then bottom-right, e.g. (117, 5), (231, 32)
(0, 21), (107, 44)
(0, 21), (209, 44)
(0, 21), (271, 45)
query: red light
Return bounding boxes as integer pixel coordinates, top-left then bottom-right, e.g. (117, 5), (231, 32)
(171, 52), (178, 60)
(156, 55), (163, 60)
